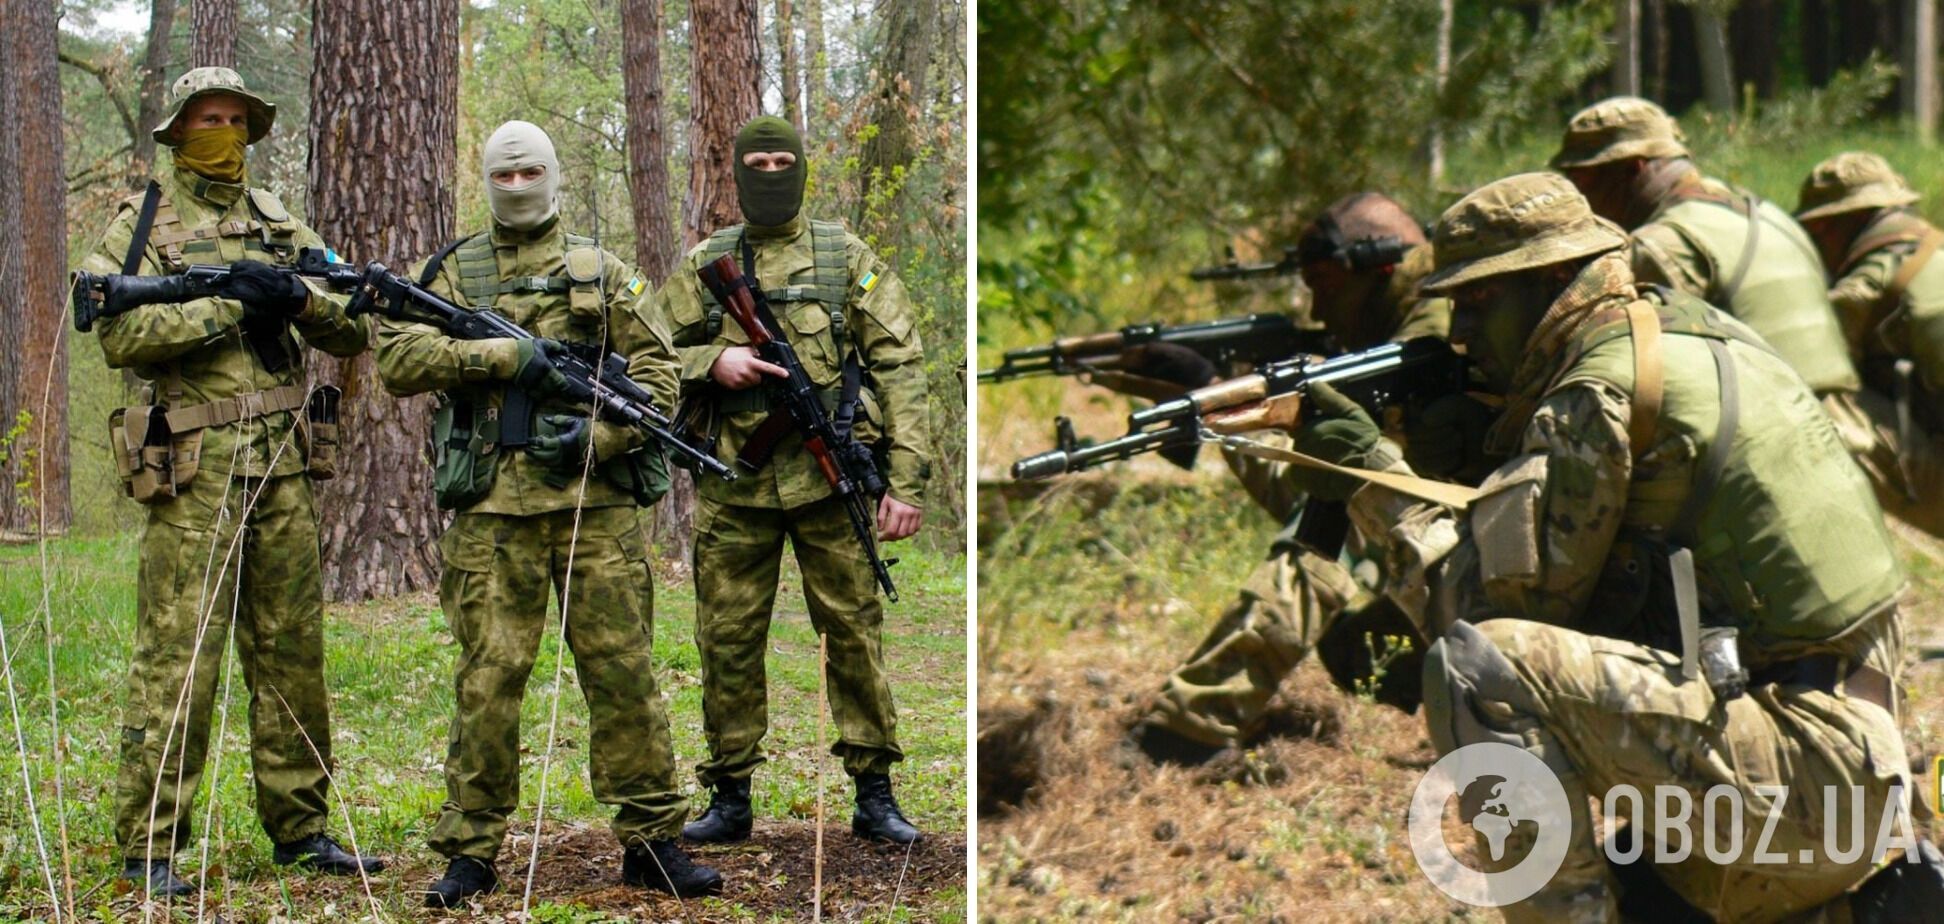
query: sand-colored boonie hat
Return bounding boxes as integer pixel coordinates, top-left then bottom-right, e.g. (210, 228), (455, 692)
(1795, 151), (1922, 221)
(151, 66), (276, 145)
(1550, 96), (1689, 169)
(1421, 172), (1630, 293)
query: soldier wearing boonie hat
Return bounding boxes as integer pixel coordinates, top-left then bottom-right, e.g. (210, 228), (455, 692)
(1797, 151), (1944, 536)
(1302, 170), (1931, 922)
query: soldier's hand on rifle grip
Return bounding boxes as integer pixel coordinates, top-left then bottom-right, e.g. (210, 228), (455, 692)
(512, 337), (594, 403)
(876, 494), (922, 542)
(223, 259), (311, 318)
(711, 345), (790, 390)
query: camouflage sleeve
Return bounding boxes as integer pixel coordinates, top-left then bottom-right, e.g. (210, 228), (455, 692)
(287, 221), (368, 357)
(1629, 223), (1713, 300)
(85, 207), (245, 369)
(1220, 432), (1307, 521)
(659, 244), (730, 386)
(372, 252), (521, 397)
(1828, 248), (1898, 352)
(1350, 382), (1633, 632)
(848, 234), (933, 506)
(591, 254), (682, 457)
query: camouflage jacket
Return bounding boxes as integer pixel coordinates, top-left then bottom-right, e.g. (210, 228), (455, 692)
(79, 166), (367, 479)
(1827, 208), (1944, 400)
(659, 215), (933, 509)
(373, 218), (680, 515)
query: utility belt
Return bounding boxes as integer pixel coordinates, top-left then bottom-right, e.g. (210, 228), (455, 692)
(1749, 651), (1896, 716)
(430, 392), (669, 511)
(109, 383), (340, 504)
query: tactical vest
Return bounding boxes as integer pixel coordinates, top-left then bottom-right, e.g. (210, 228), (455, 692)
(1840, 210), (1944, 398)
(697, 219), (851, 347)
(1649, 192), (1861, 394)
(122, 182), (306, 273)
(1553, 290), (1903, 661)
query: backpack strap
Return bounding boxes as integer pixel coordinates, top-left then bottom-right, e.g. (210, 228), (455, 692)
(418, 233), (478, 287)
(1717, 194), (1763, 305)
(1624, 300), (1663, 456)
(808, 219), (850, 348)
(123, 181), (162, 275)
(1884, 226), (1944, 310)
(698, 226), (745, 338)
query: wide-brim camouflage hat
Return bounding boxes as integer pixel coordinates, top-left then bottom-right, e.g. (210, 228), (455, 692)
(151, 66), (276, 145)
(1550, 96), (1689, 169)
(1796, 151), (1921, 221)
(1421, 172), (1629, 293)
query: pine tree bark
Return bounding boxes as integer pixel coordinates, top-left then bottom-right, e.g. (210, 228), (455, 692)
(307, 0), (457, 600)
(777, 0), (805, 134)
(0, 0), (71, 536)
(858, 0), (939, 228)
(802, 0), (829, 135)
(1613, 0), (1641, 96)
(1693, 2), (1736, 113)
(131, 0), (179, 182)
(1906, 0), (1938, 140)
(193, 0), (238, 69)
(683, 0), (761, 248)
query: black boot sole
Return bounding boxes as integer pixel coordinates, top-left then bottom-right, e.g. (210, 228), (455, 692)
(851, 818), (921, 845)
(680, 821), (752, 844)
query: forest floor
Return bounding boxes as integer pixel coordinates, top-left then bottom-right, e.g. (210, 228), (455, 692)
(0, 535), (967, 923)
(974, 372), (1944, 922)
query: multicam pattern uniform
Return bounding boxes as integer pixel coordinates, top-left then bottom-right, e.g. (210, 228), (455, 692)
(1356, 252), (1910, 923)
(373, 220), (688, 860)
(658, 214), (932, 784)
(1147, 243), (1449, 745)
(81, 166), (369, 858)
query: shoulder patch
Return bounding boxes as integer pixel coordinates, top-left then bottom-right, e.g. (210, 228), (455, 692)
(858, 270), (880, 293)
(625, 275), (647, 297)
(564, 247), (603, 284)
(246, 187), (291, 223)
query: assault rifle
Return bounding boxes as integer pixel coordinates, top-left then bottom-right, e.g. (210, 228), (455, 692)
(1188, 246), (1304, 282)
(1010, 337), (1467, 481)
(978, 313), (1331, 389)
(696, 254), (900, 601)
(74, 249), (735, 482)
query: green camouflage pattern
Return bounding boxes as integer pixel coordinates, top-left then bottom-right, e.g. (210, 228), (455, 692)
(659, 214), (934, 508)
(1549, 96), (1690, 169)
(1422, 173), (1629, 293)
(428, 506), (688, 859)
(152, 66), (276, 144)
(1796, 151), (1921, 221)
(80, 168), (369, 480)
(690, 495), (902, 784)
(114, 472), (332, 858)
(373, 219), (680, 516)
(1427, 615), (1909, 923)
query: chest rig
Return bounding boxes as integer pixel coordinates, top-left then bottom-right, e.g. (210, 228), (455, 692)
(697, 220), (851, 347)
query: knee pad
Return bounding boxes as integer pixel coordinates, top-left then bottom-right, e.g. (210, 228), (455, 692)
(1422, 620), (1534, 755)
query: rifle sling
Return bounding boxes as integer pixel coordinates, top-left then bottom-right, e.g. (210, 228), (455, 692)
(1210, 434), (1482, 509)
(124, 181), (162, 275)
(735, 410), (798, 471)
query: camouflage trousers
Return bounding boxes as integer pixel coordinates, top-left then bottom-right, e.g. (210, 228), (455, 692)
(1144, 546), (1362, 746)
(1425, 617), (1912, 924)
(115, 473), (332, 860)
(691, 495), (901, 786)
(429, 506), (687, 861)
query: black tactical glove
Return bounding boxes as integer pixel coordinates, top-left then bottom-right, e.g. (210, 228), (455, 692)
(1290, 382), (1383, 501)
(527, 413), (591, 482)
(1121, 342), (1218, 389)
(221, 259), (310, 318)
(512, 338), (596, 403)
(1403, 394), (1498, 481)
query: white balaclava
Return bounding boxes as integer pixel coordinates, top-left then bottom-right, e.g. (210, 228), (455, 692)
(483, 120), (561, 230)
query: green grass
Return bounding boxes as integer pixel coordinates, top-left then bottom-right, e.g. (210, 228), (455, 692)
(0, 529), (965, 920)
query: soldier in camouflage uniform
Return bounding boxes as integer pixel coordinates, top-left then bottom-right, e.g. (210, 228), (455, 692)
(78, 66), (380, 899)
(1795, 151), (1944, 536)
(1294, 172), (1937, 921)
(1550, 97), (1903, 499)
(658, 116), (932, 845)
(1124, 193), (1475, 763)
(373, 120), (721, 905)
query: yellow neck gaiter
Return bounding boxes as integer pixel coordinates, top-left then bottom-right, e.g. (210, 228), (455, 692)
(174, 125), (249, 184)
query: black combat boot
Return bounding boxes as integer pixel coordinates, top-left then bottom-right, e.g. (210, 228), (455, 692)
(851, 773), (921, 844)
(1851, 839), (1944, 923)
(273, 833), (387, 875)
(622, 839), (725, 897)
(120, 858), (194, 899)
(681, 778), (753, 843)
(1123, 719), (1225, 767)
(424, 855), (498, 909)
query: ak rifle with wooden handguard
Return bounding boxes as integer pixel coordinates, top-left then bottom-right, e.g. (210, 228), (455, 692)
(1010, 337), (1467, 480)
(977, 313), (1331, 386)
(695, 254), (900, 602)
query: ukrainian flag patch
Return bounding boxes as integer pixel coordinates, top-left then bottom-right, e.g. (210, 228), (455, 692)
(626, 276), (646, 296)
(859, 271), (879, 293)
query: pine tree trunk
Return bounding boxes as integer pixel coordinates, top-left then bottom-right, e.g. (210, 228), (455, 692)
(131, 0), (179, 182)
(0, 0), (71, 537)
(858, 0), (939, 229)
(683, 0), (761, 248)
(1906, 0), (1938, 140)
(193, 0), (238, 69)
(1613, 0), (1640, 96)
(1693, 3), (1736, 113)
(803, 0), (829, 136)
(307, 0), (457, 600)
(778, 0), (805, 134)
